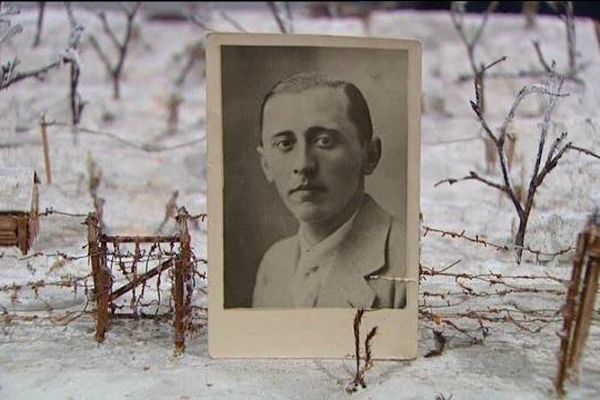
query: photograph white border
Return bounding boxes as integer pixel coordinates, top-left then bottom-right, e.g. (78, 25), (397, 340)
(207, 32), (421, 359)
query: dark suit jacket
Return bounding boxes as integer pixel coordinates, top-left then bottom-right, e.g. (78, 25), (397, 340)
(252, 195), (406, 308)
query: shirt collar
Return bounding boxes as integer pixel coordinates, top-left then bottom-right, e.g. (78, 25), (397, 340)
(298, 200), (362, 262)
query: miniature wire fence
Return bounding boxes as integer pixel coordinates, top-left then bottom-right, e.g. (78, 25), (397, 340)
(86, 207), (202, 353)
(0, 207), (207, 354)
(1, 208), (597, 361)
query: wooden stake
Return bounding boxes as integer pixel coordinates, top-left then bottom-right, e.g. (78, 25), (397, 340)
(39, 114), (51, 185)
(554, 230), (588, 397)
(555, 214), (600, 397)
(87, 213), (110, 342)
(567, 235), (600, 382)
(174, 207), (192, 354)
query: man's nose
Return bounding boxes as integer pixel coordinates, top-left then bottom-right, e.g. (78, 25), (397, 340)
(292, 145), (317, 177)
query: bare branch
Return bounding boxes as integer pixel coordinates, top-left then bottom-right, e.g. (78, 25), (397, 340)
(545, 131), (568, 165)
(450, 1), (498, 75)
(533, 40), (554, 73)
(1, 59), (61, 90)
(499, 84), (567, 142)
(564, 1), (576, 74)
(0, 21), (22, 47)
(89, 35), (112, 72)
(527, 79), (565, 199)
(219, 10), (247, 32)
(434, 171), (508, 194)
(267, 2), (293, 34)
(482, 56), (507, 74)
(566, 144), (600, 161)
(190, 15), (211, 31)
(97, 12), (121, 50)
(65, 1), (77, 27)
(0, 4), (19, 19)
(88, 2), (141, 99)
(62, 3), (85, 125)
(32, 2), (45, 48)
(472, 1), (498, 45)
(469, 100), (497, 142)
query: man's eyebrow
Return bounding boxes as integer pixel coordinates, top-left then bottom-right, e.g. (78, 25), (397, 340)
(305, 126), (341, 137)
(268, 130), (295, 140)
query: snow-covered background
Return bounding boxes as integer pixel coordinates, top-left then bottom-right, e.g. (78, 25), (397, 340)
(1, 3), (599, 399)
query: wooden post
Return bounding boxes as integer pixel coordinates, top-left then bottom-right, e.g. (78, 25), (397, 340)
(555, 230), (588, 397)
(567, 221), (600, 382)
(39, 114), (52, 185)
(174, 207), (192, 353)
(87, 212), (110, 342)
(555, 214), (600, 397)
(16, 216), (29, 255)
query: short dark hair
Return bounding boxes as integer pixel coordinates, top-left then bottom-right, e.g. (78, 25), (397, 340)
(259, 72), (373, 145)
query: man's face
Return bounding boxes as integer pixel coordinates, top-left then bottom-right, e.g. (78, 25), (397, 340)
(258, 86), (371, 224)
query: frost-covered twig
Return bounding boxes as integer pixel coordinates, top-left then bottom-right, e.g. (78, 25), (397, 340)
(0, 2), (21, 46)
(1, 58), (61, 90)
(0, 4), (61, 91)
(438, 71), (600, 263)
(89, 2), (140, 99)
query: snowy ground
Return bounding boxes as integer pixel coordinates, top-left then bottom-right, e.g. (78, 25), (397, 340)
(1, 4), (600, 399)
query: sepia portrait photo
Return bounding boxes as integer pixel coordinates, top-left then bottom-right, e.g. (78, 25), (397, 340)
(207, 33), (420, 358)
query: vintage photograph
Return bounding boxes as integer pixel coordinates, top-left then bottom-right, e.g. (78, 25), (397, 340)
(207, 33), (420, 358)
(219, 40), (412, 309)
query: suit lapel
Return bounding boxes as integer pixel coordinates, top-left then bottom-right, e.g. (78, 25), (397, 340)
(319, 195), (392, 308)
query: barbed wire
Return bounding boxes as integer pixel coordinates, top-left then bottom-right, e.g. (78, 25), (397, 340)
(43, 121), (206, 153)
(422, 225), (575, 259)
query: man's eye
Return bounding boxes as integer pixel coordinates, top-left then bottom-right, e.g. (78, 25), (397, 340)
(273, 138), (294, 151)
(314, 134), (335, 148)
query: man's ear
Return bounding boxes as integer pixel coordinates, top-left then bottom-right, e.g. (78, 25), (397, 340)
(257, 146), (274, 183)
(363, 137), (381, 176)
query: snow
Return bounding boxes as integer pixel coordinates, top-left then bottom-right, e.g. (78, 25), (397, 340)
(1, 4), (600, 400)
(0, 167), (35, 212)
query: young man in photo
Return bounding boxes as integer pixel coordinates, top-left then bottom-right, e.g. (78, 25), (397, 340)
(253, 72), (406, 309)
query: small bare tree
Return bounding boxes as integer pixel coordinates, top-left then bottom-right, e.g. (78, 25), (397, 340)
(89, 2), (141, 100)
(436, 70), (600, 263)
(450, 1), (498, 114)
(451, 2), (501, 172)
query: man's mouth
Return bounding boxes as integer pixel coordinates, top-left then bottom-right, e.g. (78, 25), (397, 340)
(289, 184), (326, 195)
